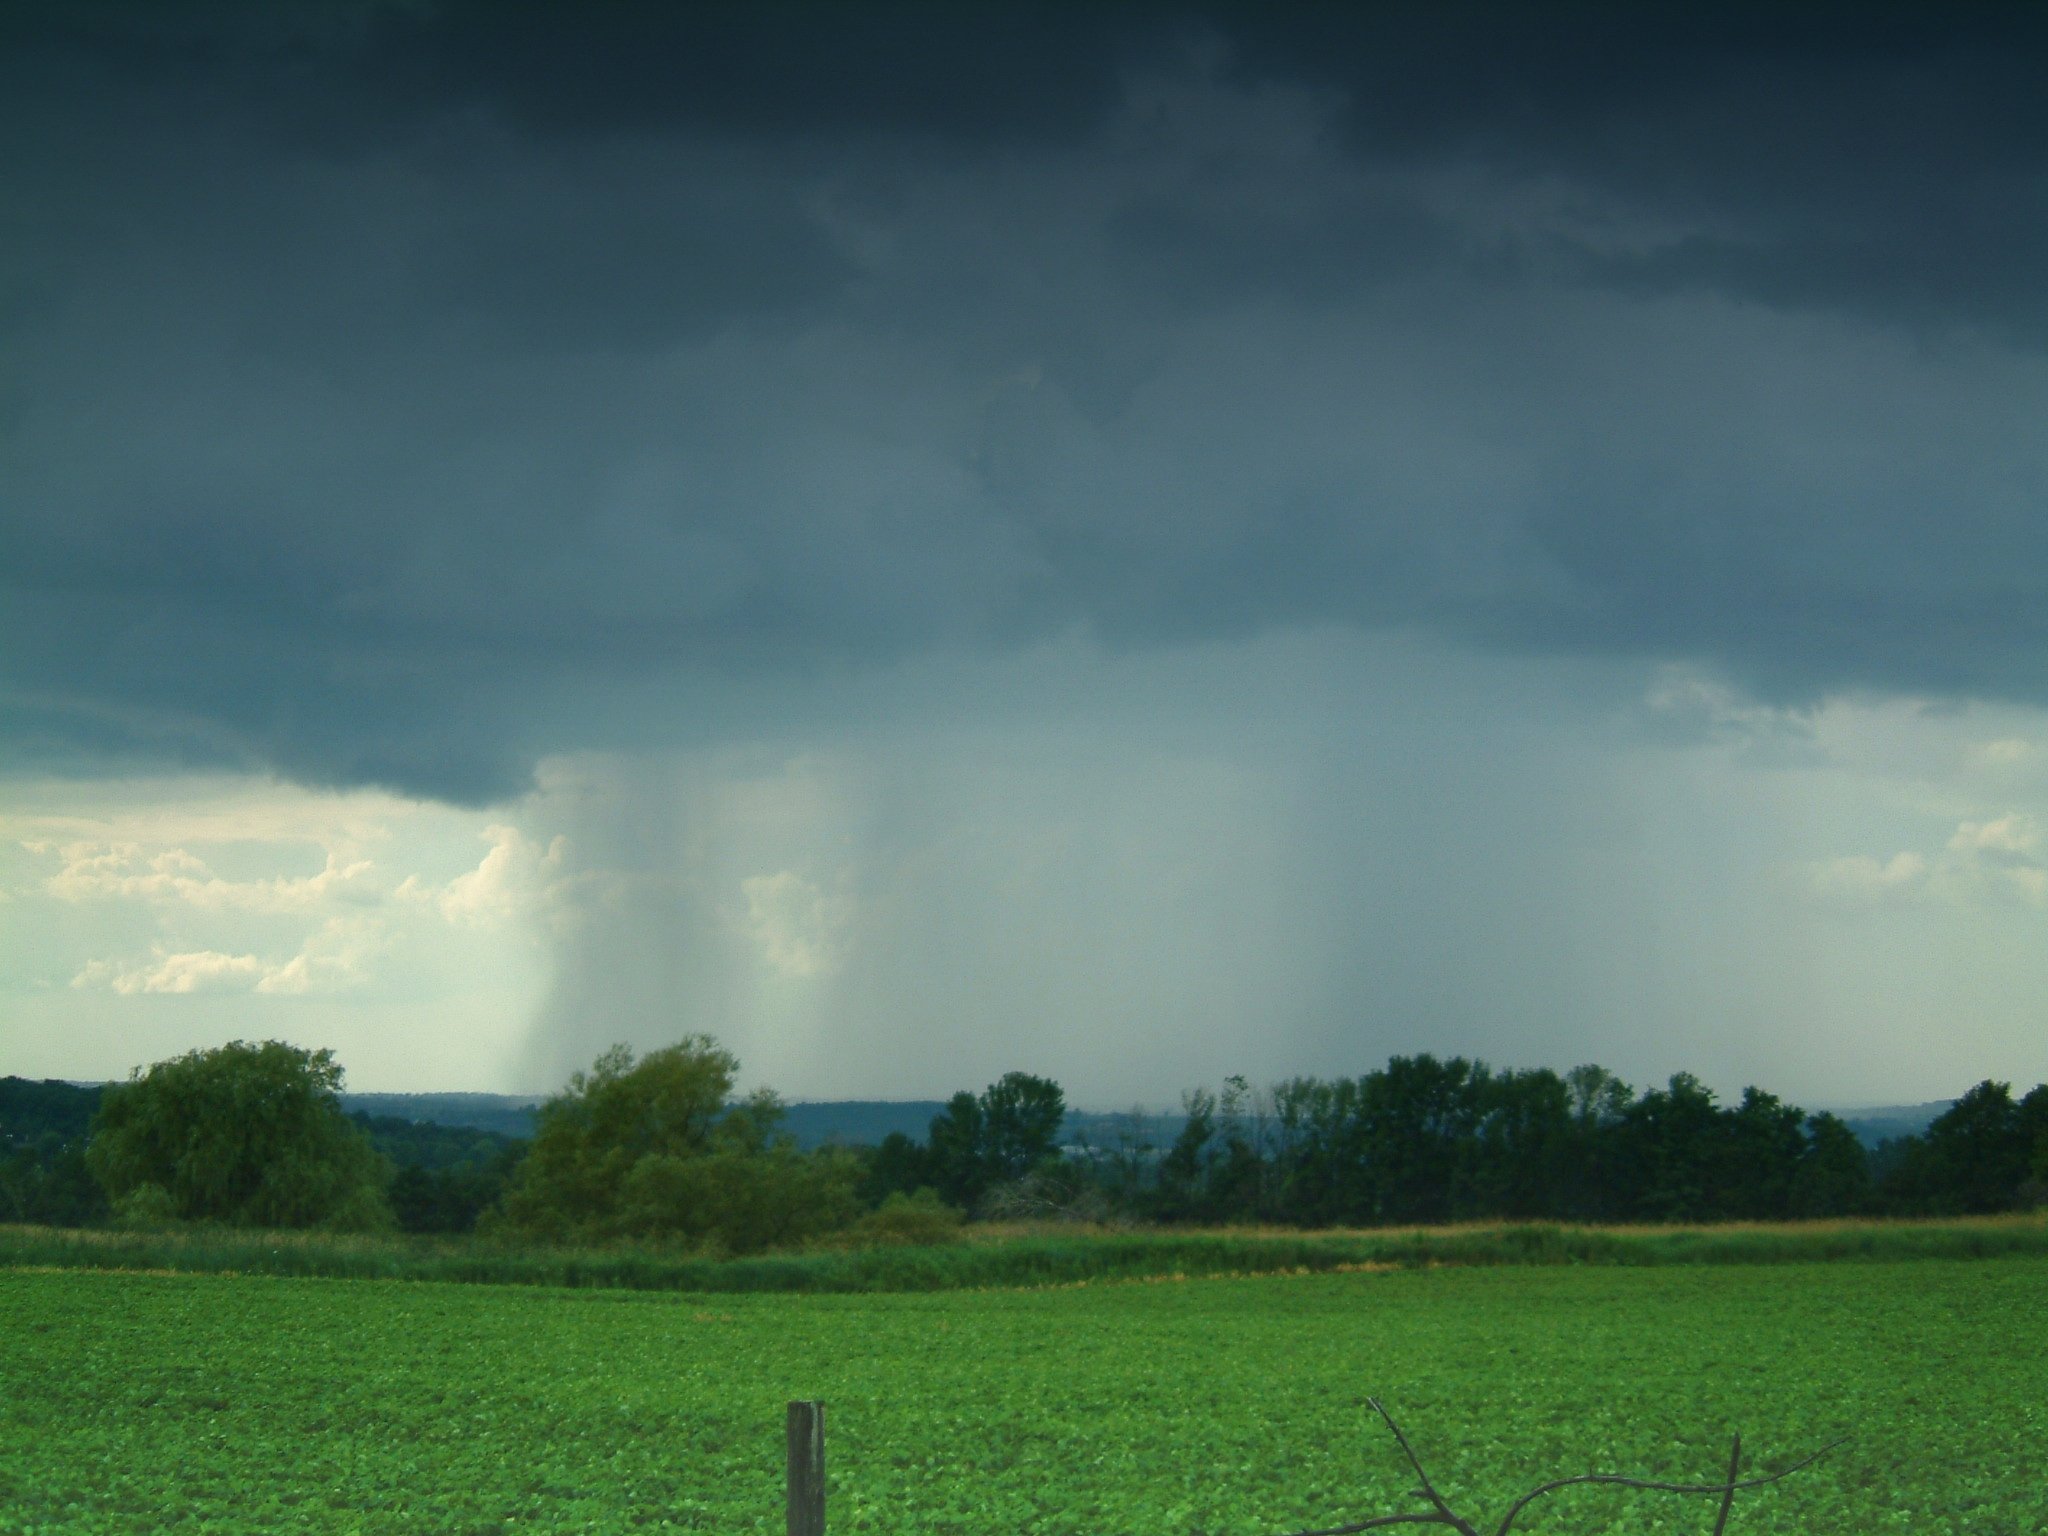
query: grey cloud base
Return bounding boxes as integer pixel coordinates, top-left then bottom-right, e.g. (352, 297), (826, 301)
(6, 3), (2048, 801)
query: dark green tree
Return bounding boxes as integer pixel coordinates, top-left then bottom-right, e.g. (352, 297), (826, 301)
(1919, 1081), (2031, 1213)
(855, 1130), (935, 1206)
(1559, 1063), (1634, 1220)
(85, 1041), (390, 1230)
(1791, 1111), (1872, 1217)
(1614, 1072), (1723, 1221)
(1357, 1055), (1488, 1225)
(922, 1072), (1066, 1211)
(1719, 1087), (1807, 1219)
(980, 1071), (1067, 1182)
(925, 1090), (987, 1207)
(1471, 1067), (1574, 1219)
(1155, 1086), (1218, 1219)
(0, 1138), (109, 1226)
(2019, 1085), (2048, 1209)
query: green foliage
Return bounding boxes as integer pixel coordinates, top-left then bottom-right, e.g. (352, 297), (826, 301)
(84, 1040), (391, 1231)
(0, 1138), (108, 1226)
(0, 1075), (104, 1143)
(353, 1112), (529, 1234)
(4, 1210), (2042, 1292)
(386, 1149), (527, 1235)
(1923, 1080), (2034, 1213)
(855, 1131), (934, 1206)
(1791, 1111), (1874, 1217)
(1115, 1056), (2040, 1228)
(110, 1180), (182, 1231)
(5, 1261), (2046, 1531)
(843, 1188), (966, 1246)
(0, 1077), (112, 1226)
(906, 1071), (1067, 1210)
(491, 1037), (859, 1252)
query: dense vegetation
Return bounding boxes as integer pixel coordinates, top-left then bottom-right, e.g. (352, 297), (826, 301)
(5, 1261), (2043, 1532)
(5, 1044), (2044, 1247)
(1039, 1063), (2048, 1227)
(362, 1115), (526, 1235)
(84, 1041), (390, 1231)
(0, 1076), (106, 1227)
(489, 1037), (860, 1253)
(1, 1210), (2042, 1293)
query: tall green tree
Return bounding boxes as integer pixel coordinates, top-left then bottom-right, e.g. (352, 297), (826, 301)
(1719, 1087), (1807, 1219)
(86, 1041), (390, 1230)
(1615, 1072), (1723, 1221)
(1791, 1111), (1872, 1217)
(1470, 1067), (1574, 1219)
(980, 1071), (1067, 1182)
(2019, 1085), (2048, 1208)
(922, 1072), (1066, 1210)
(925, 1090), (987, 1207)
(1357, 1054), (1488, 1224)
(491, 1037), (858, 1251)
(1920, 1081), (2031, 1213)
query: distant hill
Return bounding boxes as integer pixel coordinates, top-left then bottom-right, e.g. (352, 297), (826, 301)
(787, 1103), (1195, 1151)
(329, 1096), (1191, 1151)
(0, 1076), (1966, 1158)
(341, 1092), (543, 1140)
(334, 1096), (1187, 1152)
(335, 1094), (958, 1148)
(0, 1077), (101, 1147)
(777, 1100), (948, 1149)
(1836, 1101), (1953, 1147)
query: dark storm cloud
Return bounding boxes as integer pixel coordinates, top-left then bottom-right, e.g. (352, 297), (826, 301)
(6, 2), (2048, 801)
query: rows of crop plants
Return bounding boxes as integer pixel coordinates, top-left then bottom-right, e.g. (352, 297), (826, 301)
(4, 1260), (2042, 1533)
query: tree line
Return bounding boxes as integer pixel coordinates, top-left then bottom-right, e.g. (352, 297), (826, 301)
(1038, 1061), (2047, 1227)
(3, 1041), (2043, 1249)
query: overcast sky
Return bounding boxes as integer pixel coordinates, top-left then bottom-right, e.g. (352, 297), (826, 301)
(5, 2), (2048, 1107)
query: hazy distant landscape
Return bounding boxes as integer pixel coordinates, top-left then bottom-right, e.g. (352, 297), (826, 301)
(337, 1091), (1959, 1151)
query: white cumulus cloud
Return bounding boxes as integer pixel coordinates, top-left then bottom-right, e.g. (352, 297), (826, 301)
(398, 824), (571, 927)
(43, 841), (377, 910)
(1807, 851), (1928, 904)
(1810, 813), (2048, 910)
(69, 917), (383, 996)
(737, 870), (852, 978)
(1947, 814), (2042, 860)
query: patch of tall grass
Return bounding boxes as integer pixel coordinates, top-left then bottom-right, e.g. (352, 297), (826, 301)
(1, 1212), (2041, 1292)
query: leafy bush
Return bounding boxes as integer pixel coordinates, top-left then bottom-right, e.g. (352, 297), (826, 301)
(110, 1181), (182, 1231)
(842, 1188), (966, 1247)
(490, 1037), (860, 1253)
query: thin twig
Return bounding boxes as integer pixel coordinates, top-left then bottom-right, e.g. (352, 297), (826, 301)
(1367, 1399), (1481, 1536)
(1710, 1433), (1741, 1536)
(1489, 1437), (1846, 1535)
(1269, 1406), (1843, 1536)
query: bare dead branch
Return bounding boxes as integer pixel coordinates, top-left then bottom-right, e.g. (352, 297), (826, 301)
(1270, 1405), (1841, 1536)
(1280, 1516), (1461, 1534)
(1490, 1435), (1845, 1534)
(1367, 1399), (1482, 1536)
(1710, 1434), (1741, 1536)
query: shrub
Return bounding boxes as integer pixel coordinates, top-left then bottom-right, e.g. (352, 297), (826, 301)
(843, 1189), (966, 1247)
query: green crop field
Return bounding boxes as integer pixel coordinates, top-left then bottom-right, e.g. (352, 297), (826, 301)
(3, 1261), (2043, 1535)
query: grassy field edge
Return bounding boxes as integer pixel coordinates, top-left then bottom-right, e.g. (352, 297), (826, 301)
(2, 1211), (2044, 1292)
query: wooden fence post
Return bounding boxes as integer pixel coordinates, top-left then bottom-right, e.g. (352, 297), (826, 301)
(786, 1400), (825, 1536)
